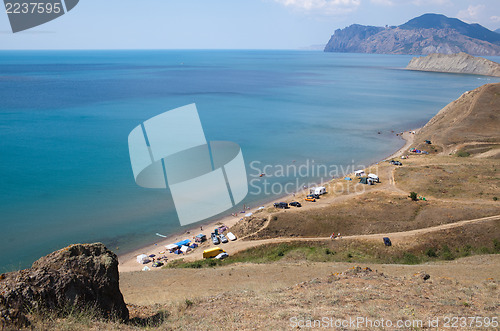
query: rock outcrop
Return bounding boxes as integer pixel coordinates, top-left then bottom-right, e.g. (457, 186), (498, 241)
(406, 53), (500, 77)
(324, 14), (500, 56)
(0, 243), (129, 328)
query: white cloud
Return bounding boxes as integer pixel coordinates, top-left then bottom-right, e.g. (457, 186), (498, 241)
(273, 0), (361, 15)
(457, 4), (486, 22)
(490, 15), (500, 23)
(412, 0), (451, 6)
(370, 0), (394, 6)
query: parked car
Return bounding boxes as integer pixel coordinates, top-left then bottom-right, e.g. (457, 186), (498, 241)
(152, 261), (163, 268)
(215, 252), (229, 260)
(307, 194), (320, 199)
(273, 202), (289, 209)
(219, 233), (228, 243)
(383, 237), (392, 246)
(390, 160), (402, 166)
(289, 201), (302, 207)
(211, 232), (220, 245)
(305, 197), (316, 202)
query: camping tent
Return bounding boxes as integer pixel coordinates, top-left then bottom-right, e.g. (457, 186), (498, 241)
(174, 239), (191, 247)
(180, 245), (191, 253)
(136, 254), (149, 264)
(355, 170), (365, 177)
(245, 212), (253, 217)
(165, 244), (179, 252)
(359, 177), (374, 185)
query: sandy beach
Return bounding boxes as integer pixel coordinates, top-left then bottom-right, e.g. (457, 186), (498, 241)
(118, 129), (417, 272)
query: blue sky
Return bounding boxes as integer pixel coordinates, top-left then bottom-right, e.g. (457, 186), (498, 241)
(1, 0), (499, 49)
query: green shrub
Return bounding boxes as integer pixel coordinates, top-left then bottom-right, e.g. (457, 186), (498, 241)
(409, 192), (418, 201)
(493, 197), (498, 201)
(455, 150), (470, 157)
(440, 245), (454, 260)
(402, 253), (420, 265)
(425, 247), (437, 258)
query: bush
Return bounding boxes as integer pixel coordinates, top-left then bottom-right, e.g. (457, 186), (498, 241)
(425, 247), (437, 258)
(409, 192), (418, 201)
(440, 245), (454, 260)
(493, 197), (498, 201)
(402, 253), (420, 265)
(455, 150), (470, 157)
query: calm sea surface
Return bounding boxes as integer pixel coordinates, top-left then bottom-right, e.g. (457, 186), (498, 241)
(1, 50), (498, 270)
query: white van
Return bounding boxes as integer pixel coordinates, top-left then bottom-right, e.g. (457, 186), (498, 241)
(309, 186), (327, 195)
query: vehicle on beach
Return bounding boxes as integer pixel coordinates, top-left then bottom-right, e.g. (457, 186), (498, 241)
(152, 261), (163, 268)
(289, 201), (302, 207)
(390, 160), (402, 166)
(227, 232), (237, 241)
(273, 202), (289, 209)
(307, 194), (320, 199)
(203, 247), (226, 259)
(305, 197), (316, 202)
(211, 232), (220, 245)
(368, 174), (380, 183)
(309, 186), (327, 195)
(195, 234), (207, 242)
(219, 233), (228, 243)
(215, 252), (229, 260)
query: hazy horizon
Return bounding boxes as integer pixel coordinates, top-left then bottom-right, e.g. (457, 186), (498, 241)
(1, 0), (499, 50)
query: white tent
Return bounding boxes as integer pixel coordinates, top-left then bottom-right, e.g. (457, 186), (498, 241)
(355, 170), (365, 177)
(180, 245), (191, 253)
(245, 212), (253, 217)
(368, 173), (379, 182)
(165, 244), (178, 251)
(136, 254), (149, 264)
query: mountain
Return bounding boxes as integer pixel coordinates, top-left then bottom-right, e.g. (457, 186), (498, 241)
(324, 14), (500, 56)
(406, 53), (500, 77)
(495, 28), (500, 34)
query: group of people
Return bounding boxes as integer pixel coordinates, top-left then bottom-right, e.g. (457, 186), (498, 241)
(330, 232), (342, 239)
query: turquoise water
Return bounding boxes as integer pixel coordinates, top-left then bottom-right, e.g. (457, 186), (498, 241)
(1, 50), (498, 271)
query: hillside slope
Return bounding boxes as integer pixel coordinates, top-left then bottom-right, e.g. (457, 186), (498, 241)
(325, 14), (500, 56)
(412, 83), (500, 156)
(406, 52), (500, 77)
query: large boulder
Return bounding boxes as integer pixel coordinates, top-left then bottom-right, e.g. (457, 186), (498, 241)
(0, 243), (129, 328)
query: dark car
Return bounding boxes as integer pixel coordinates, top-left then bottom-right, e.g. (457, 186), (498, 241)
(390, 160), (402, 166)
(273, 202), (289, 209)
(211, 232), (220, 245)
(289, 201), (302, 207)
(383, 237), (392, 246)
(307, 194), (320, 199)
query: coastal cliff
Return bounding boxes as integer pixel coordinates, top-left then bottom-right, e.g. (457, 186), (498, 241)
(406, 53), (500, 77)
(412, 82), (500, 156)
(324, 14), (500, 56)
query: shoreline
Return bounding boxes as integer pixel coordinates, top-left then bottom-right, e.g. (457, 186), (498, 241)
(118, 129), (416, 272)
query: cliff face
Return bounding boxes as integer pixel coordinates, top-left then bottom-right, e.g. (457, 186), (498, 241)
(0, 243), (129, 328)
(406, 53), (500, 77)
(325, 14), (500, 56)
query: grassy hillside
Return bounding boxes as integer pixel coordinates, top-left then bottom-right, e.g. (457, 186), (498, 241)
(412, 83), (500, 156)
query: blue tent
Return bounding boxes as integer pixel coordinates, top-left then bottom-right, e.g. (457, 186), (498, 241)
(344, 177), (352, 181)
(174, 239), (191, 247)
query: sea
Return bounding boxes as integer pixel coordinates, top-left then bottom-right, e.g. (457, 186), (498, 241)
(1, 50), (499, 271)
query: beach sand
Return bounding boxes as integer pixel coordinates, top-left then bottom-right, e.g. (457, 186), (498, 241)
(118, 129), (417, 272)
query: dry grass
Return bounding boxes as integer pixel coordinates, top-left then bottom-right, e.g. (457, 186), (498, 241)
(242, 191), (500, 239)
(394, 158), (499, 201)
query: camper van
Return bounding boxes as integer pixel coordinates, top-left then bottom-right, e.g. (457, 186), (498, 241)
(309, 187), (327, 195)
(203, 247), (226, 259)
